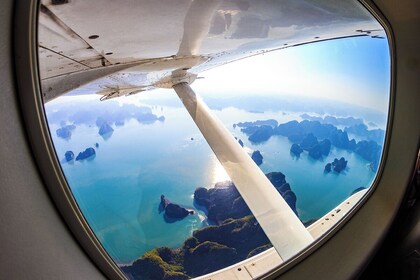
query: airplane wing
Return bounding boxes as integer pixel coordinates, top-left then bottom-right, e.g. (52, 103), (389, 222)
(39, 0), (384, 101)
(38, 0), (385, 261)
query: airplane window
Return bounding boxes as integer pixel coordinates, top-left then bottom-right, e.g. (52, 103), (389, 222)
(37, 1), (390, 279)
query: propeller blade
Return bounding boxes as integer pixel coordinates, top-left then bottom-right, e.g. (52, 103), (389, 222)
(173, 82), (313, 261)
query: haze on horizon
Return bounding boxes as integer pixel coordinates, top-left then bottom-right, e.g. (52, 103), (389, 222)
(51, 35), (390, 116)
(194, 35), (390, 113)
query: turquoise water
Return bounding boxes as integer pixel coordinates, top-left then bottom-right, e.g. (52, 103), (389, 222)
(46, 97), (376, 265)
(213, 108), (375, 221)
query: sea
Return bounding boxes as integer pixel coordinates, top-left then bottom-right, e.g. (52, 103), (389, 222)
(46, 93), (379, 265)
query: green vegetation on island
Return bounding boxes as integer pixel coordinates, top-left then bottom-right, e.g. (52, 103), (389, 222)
(235, 119), (383, 170)
(121, 215), (270, 280)
(122, 172), (298, 279)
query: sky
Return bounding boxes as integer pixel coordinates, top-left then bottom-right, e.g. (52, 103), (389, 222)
(53, 35), (391, 114)
(194, 35), (391, 112)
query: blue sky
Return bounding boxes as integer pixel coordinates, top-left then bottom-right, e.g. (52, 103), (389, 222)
(194, 35), (391, 112)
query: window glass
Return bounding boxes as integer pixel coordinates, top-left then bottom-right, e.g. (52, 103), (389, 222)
(38, 1), (390, 279)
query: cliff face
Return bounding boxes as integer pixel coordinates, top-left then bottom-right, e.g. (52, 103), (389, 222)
(194, 181), (251, 224)
(290, 143), (303, 156)
(354, 140), (382, 170)
(64, 151), (74, 161)
(122, 249), (189, 280)
(300, 133), (318, 151)
(251, 150), (263, 166)
(75, 147), (95, 161)
(160, 195), (193, 221)
(194, 172), (298, 224)
(56, 124), (76, 139)
(98, 122), (114, 136)
(325, 157), (348, 173)
(123, 171), (299, 279)
(248, 125), (273, 143)
(240, 119), (382, 168)
(122, 216), (271, 280)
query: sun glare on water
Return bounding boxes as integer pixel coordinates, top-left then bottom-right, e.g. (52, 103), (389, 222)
(210, 155), (231, 185)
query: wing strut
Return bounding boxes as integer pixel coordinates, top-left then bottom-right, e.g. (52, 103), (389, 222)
(173, 82), (313, 261)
